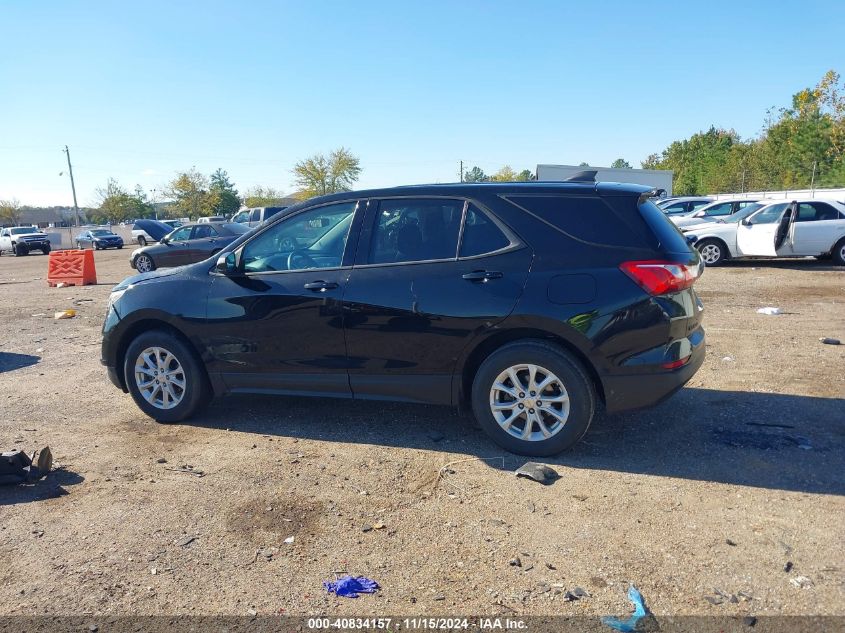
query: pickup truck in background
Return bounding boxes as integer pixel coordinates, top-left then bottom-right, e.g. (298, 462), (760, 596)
(0, 226), (52, 256)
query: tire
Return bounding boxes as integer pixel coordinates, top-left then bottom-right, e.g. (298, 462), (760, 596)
(118, 245), (123, 249)
(13, 243), (27, 256)
(41, 247), (50, 255)
(696, 239), (726, 266)
(832, 237), (845, 266)
(137, 236), (147, 246)
(134, 254), (156, 272)
(471, 340), (596, 456)
(124, 329), (211, 423)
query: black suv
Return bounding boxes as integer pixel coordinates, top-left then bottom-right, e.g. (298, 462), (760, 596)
(102, 182), (705, 456)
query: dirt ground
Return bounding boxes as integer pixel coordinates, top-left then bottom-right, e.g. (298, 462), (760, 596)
(0, 248), (843, 618)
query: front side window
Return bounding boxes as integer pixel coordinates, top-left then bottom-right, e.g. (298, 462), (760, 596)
(231, 211), (249, 223)
(242, 201), (356, 273)
(250, 209), (262, 222)
(169, 227), (193, 241)
(749, 203), (788, 225)
(368, 199), (463, 264)
(193, 225), (216, 239)
(460, 204), (511, 257)
(689, 200), (711, 212)
(662, 202), (689, 214)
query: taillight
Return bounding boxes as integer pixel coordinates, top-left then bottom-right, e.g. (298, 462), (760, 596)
(619, 260), (701, 295)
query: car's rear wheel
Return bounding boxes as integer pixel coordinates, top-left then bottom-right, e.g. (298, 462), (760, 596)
(124, 330), (210, 422)
(137, 236), (147, 246)
(697, 239), (726, 266)
(471, 340), (595, 456)
(832, 238), (845, 266)
(134, 254), (155, 272)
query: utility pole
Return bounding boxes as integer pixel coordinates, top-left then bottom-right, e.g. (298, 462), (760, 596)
(62, 145), (81, 227)
(459, 160), (463, 183)
(810, 160), (817, 195)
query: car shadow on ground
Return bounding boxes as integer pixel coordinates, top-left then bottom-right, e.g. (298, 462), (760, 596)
(0, 469), (84, 506)
(184, 386), (844, 496)
(722, 258), (843, 272)
(0, 352), (40, 373)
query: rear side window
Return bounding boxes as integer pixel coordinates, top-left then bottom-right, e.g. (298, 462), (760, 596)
(369, 199), (463, 264)
(505, 195), (638, 248)
(460, 204), (511, 257)
(638, 200), (695, 254)
(265, 207), (286, 219)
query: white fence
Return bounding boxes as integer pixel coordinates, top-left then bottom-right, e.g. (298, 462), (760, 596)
(709, 188), (845, 201)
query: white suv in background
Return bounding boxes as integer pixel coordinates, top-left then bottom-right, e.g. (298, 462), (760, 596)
(687, 199), (845, 266)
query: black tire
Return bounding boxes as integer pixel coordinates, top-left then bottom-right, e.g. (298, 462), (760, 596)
(696, 239), (726, 266)
(133, 253), (156, 272)
(13, 243), (27, 256)
(137, 236), (147, 246)
(471, 340), (596, 456)
(832, 238), (845, 266)
(118, 245), (123, 249)
(124, 329), (211, 423)
(41, 247), (51, 255)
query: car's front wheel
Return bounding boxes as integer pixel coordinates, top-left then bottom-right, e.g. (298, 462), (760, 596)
(13, 243), (27, 256)
(137, 236), (147, 246)
(134, 254), (155, 272)
(696, 239), (726, 266)
(124, 330), (210, 422)
(41, 246), (51, 255)
(471, 340), (595, 456)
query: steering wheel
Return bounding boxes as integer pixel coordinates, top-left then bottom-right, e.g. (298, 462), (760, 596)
(287, 250), (318, 270)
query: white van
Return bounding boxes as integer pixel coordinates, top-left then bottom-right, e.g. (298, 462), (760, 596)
(230, 206), (288, 227)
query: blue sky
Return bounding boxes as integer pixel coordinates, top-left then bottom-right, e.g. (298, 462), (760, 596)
(1, 0), (842, 206)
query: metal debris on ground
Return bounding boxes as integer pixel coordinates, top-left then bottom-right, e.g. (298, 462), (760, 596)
(819, 337), (841, 345)
(756, 307), (782, 315)
(0, 446), (52, 485)
(515, 462), (560, 485)
(602, 585), (650, 633)
(323, 575), (380, 599)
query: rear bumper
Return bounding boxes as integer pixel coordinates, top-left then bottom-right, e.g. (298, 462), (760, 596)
(601, 328), (705, 413)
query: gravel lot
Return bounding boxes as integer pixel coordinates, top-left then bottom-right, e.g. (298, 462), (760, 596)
(1, 249), (843, 618)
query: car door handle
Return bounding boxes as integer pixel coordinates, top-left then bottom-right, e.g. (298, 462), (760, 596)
(303, 280), (339, 291)
(462, 270), (503, 281)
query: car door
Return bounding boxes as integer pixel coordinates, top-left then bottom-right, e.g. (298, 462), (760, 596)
(342, 197), (532, 405)
(158, 225), (195, 266)
(735, 202), (791, 256)
(789, 202), (844, 255)
(183, 224), (220, 262)
(201, 200), (362, 396)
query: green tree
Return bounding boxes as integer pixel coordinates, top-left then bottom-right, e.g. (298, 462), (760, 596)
(293, 147), (361, 199)
(165, 167), (220, 219)
(95, 179), (140, 223)
(490, 165), (517, 181)
(0, 198), (22, 225)
(210, 168), (240, 216)
(243, 185), (290, 207)
(610, 158), (632, 169)
(578, 162), (590, 167)
(463, 166), (488, 182)
(516, 169), (534, 181)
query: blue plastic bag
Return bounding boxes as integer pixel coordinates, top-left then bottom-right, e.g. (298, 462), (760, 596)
(601, 585), (649, 632)
(323, 575), (380, 598)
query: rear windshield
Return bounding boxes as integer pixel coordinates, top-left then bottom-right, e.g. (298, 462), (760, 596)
(639, 199), (694, 254)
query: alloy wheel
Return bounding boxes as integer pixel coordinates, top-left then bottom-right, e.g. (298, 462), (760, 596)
(135, 255), (153, 272)
(134, 346), (186, 410)
(489, 363), (570, 441)
(699, 243), (722, 265)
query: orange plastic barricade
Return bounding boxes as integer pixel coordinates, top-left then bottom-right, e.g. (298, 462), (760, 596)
(46, 249), (97, 287)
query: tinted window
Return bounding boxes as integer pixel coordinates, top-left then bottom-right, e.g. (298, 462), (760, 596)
(507, 195), (637, 248)
(250, 209), (261, 222)
(369, 199), (463, 264)
(750, 203), (788, 224)
(193, 225), (216, 239)
(265, 206), (286, 219)
(704, 202), (733, 216)
(689, 200), (711, 211)
(662, 202), (689, 214)
(796, 202), (839, 222)
(460, 204), (511, 257)
(242, 202), (356, 273)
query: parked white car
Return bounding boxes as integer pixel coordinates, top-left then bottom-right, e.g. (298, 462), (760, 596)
(657, 196), (714, 215)
(132, 219), (181, 245)
(686, 199), (845, 266)
(672, 199), (763, 229)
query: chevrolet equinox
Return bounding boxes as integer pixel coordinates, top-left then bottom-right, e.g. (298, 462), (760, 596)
(102, 181), (705, 456)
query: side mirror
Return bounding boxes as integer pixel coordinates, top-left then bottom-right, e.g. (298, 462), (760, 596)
(685, 234), (697, 245)
(215, 252), (238, 275)
(741, 218), (751, 226)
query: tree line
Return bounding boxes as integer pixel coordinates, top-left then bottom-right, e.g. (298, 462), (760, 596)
(642, 70), (845, 195)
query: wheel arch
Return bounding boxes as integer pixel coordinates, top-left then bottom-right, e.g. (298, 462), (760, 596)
(695, 234), (733, 258)
(113, 318), (209, 392)
(455, 327), (605, 408)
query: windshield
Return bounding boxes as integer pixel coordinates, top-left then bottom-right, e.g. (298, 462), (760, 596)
(90, 229), (113, 236)
(11, 227), (39, 235)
